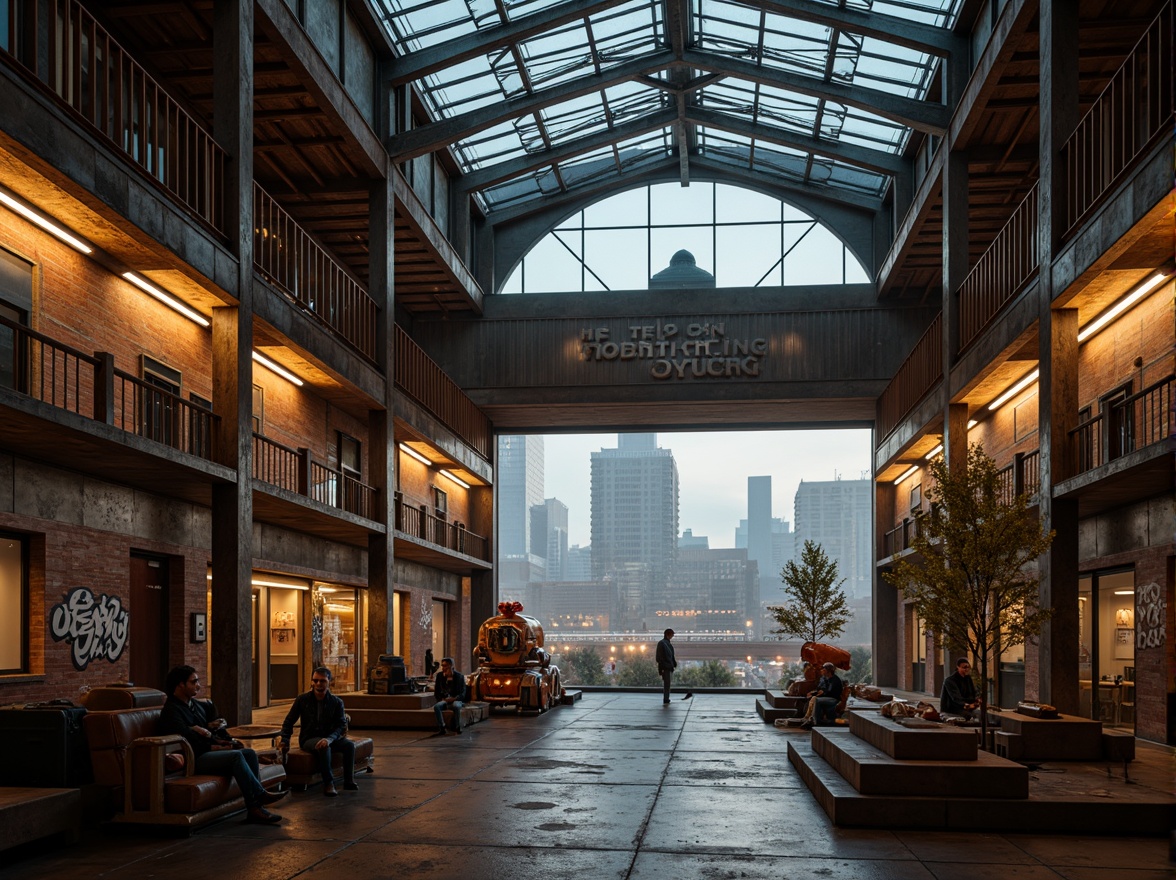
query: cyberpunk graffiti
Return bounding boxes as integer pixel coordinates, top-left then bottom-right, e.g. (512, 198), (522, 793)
(49, 587), (129, 670)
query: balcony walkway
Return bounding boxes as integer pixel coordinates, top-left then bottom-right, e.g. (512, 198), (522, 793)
(4, 694), (1173, 879)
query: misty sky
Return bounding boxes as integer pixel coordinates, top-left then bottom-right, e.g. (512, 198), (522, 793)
(542, 429), (873, 548)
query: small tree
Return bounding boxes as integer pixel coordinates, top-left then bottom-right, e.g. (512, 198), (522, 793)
(847, 646), (873, 685)
(560, 647), (608, 686)
(885, 444), (1055, 748)
(770, 539), (852, 643)
(677, 659), (738, 688)
(615, 655), (661, 687)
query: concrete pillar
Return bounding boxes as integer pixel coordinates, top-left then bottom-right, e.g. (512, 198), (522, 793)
(873, 477), (898, 687)
(942, 148), (968, 373)
(1032, 0), (1081, 712)
(210, 0), (254, 724)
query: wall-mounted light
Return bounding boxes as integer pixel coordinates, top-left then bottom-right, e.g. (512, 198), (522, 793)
(122, 272), (210, 327)
(439, 468), (470, 489)
(925, 444), (943, 460)
(1078, 271), (1170, 342)
(988, 368), (1039, 411)
(1115, 608), (1134, 627)
(967, 419), (978, 429)
(893, 465), (919, 484)
(399, 442), (433, 466)
(252, 350), (304, 386)
(0, 190), (93, 254)
(1113, 589), (1135, 596)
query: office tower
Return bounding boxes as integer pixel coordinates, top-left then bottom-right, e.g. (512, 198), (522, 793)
(566, 545), (593, 582)
(498, 435), (546, 592)
(530, 497), (570, 582)
(794, 478), (872, 601)
(670, 546), (759, 634)
(678, 528), (709, 548)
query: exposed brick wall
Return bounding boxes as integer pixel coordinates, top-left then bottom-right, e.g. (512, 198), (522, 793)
(1077, 281), (1174, 409)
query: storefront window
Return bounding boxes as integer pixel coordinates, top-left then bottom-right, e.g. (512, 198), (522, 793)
(432, 599), (449, 660)
(320, 586), (360, 692)
(1078, 569), (1135, 728)
(0, 533), (27, 673)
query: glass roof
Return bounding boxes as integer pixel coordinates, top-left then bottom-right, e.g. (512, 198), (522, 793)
(377, 0), (964, 216)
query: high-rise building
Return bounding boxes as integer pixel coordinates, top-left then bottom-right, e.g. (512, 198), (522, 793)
(669, 546), (759, 634)
(793, 478), (872, 601)
(530, 497), (569, 581)
(498, 435), (546, 593)
(566, 545), (593, 583)
(590, 433), (679, 622)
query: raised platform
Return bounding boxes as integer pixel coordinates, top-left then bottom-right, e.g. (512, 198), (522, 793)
(342, 692), (490, 730)
(848, 710), (978, 761)
(988, 709), (1104, 761)
(0, 787), (80, 852)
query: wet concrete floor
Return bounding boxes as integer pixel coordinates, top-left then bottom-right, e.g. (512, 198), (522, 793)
(3, 693), (1173, 879)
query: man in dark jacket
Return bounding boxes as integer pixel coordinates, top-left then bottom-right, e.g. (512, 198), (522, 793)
(279, 666), (357, 796)
(158, 665), (286, 824)
(940, 657), (981, 718)
(433, 657), (466, 734)
(805, 662), (844, 727)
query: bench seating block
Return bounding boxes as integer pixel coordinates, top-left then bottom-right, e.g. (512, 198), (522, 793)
(0, 787), (80, 851)
(283, 736), (375, 787)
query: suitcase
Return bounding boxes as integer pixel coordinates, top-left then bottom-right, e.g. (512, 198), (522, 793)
(0, 703), (93, 786)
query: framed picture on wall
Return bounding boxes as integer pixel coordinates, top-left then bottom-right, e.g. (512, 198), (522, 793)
(1114, 627), (1134, 659)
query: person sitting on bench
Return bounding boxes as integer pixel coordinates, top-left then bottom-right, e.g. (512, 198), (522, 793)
(804, 662), (844, 727)
(279, 666), (358, 796)
(940, 658), (981, 718)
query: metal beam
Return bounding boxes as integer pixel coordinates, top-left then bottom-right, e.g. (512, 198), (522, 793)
(686, 108), (907, 176)
(682, 49), (950, 135)
(386, 51), (676, 161)
(386, 0), (633, 85)
(737, 0), (961, 56)
(458, 108), (679, 192)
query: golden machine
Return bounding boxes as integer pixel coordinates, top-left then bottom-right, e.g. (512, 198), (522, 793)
(468, 602), (562, 712)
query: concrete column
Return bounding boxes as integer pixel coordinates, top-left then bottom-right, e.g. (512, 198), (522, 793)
(1032, 0), (1081, 712)
(942, 148), (968, 373)
(366, 164), (396, 668)
(209, 0), (254, 724)
(873, 477), (898, 687)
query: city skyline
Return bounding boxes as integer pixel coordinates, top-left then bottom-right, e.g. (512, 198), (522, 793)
(540, 429), (873, 549)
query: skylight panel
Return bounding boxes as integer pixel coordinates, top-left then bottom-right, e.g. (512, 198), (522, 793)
(852, 38), (934, 98)
(839, 109), (909, 152)
(378, 0), (477, 49)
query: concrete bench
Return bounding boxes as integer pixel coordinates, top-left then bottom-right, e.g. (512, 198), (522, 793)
(0, 787), (80, 852)
(848, 711), (978, 761)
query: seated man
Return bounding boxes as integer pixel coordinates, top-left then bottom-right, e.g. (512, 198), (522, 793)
(940, 657), (981, 718)
(279, 666), (357, 796)
(158, 665), (287, 824)
(432, 657), (466, 735)
(804, 662), (844, 727)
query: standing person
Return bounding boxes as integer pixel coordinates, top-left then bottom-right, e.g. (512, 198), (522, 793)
(940, 657), (981, 718)
(279, 666), (358, 796)
(656, 628), (693, 704)
(804, 662), (844, 727)
(158, 665), (287, 824)
(432, 657), (467, 734)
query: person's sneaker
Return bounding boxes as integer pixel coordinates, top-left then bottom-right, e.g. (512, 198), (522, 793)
(434, 727), (447, 737)
(246, 807), (282, 824)
(259, 789), (288, 805)
(662, 700), (670, 705)
(323, 783), (338, 797)
(343, 781), (359, 791)
(682, 693), (693, 700)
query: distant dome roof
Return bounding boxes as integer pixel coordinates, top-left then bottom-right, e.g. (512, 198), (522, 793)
(649, 249), (716, 289)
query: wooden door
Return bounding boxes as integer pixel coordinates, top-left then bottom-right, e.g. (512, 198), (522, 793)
(129, 555), (168, 689)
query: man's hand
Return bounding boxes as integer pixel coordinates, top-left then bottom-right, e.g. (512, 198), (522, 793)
(279, 741), (290, 754)
(194, 726), (213, 738)
(315, 738), (330, 750)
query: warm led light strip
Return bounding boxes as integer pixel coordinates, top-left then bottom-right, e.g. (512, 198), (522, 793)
(1077, 272), (1168, 342)
(398, 443), (433, 466)
(122, 272), (210, 327)
(0, 191), (93, 254)
(988, 369), (1039, 411)
(439, 468), (470, 489)
(893, 465), (919, 484)
(252, 351), (304, 386)
(925, 444), (944, 460)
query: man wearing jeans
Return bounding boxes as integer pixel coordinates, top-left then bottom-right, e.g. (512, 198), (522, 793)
(159, 665), (287, 824)
(432, 657), (466, 734)
(279, 666), (358, 796)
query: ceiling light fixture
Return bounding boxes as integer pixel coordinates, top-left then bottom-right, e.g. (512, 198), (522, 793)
(398, 443), (433, 466)
(893, 465), (918, 484)
(1078, 271), (1170, 342)
(988, 368), (1039, 411)
(925, 444), (943, 460)
(0, 190), (93, 254)
(439, 468), (471, 489)
(122, 272), (210, 327)
(252, 351), (304, 386)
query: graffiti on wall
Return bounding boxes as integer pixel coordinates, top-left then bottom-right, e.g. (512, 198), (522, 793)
(49, 587), (129, 670)
(1135, 581), (1164, 650)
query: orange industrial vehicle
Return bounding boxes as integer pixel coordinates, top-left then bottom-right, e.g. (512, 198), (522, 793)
(468, 602), (562, 712)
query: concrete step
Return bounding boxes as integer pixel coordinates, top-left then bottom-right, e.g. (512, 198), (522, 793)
(848, 710), (978, 761)
(560, 689), (583, 704)
(756, 698), (798, 722)
(764, 690), (807, 710)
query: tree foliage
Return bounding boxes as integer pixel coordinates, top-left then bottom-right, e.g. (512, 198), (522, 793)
(847, 646), (873, 685)
(769, 539), (852, 643)
(615, 655), (661, 687)
(560, 647), (608, 686)
(884, 444), (1055, 744)
(677, 659), (738, 688)
(776, 660), (806, 690)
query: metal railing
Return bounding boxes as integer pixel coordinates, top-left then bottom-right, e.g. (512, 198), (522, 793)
(0, 315), (218, 460)
(253, 433), (378, 520)
(1062, 0), (1174, 236)
(253, 184), (378, 361)
(394, 325), (492, 460)
(0, 0), (226, 234)
(878, 313), (942, 440)
(1070, 375), (1173, 474)
(958, 184), (1038, 350)
(996, 450), (1040, 506)
(394, 494), (489, 561)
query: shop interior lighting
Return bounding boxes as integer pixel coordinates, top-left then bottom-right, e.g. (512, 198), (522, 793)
(1113, 589), (1135, 595)
(252, 351), (304, 386)
(251, 577), (309, 590)
(925, 444), (944, 460)
(1077, 271), (1170, 342)
(0, 190), (93, 254)
(439, 468), (471, 489)
(122, 272), (210, 327)
(988, 369), (1039, 411)
(398, 443), (433, 466)
(893, 465), (919, 484)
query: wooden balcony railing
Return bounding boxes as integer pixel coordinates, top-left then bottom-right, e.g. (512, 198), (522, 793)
(1062, 0), (1174, 236)
(958, 183), (1039, 351)
(253, 433), (377, 520)
(878, 313), (942, 441)
(1070, 375), (1174, 474)
(882, 514), (922, 559)
(0, 1), (226, 234)
(253, 184), (378, 361)
(394, 325), (492, 460)
(996, 450), (1040, 506)
(0, 314), (219, 460)
(394, 494), (490, 562)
